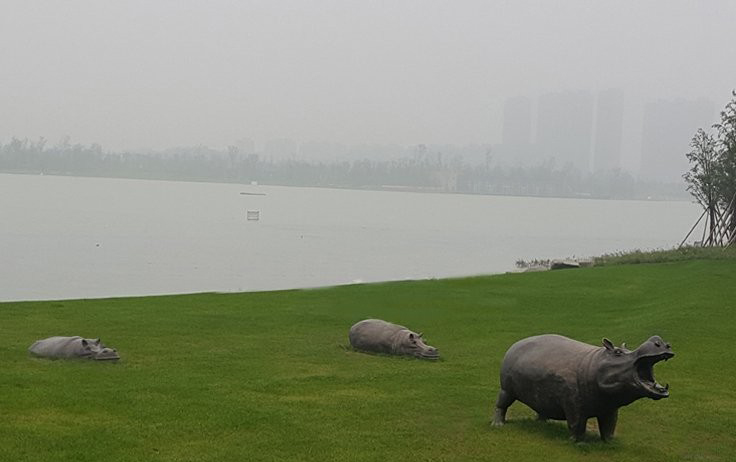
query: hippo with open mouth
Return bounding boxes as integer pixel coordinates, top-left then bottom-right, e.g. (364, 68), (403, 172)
(349, 319), (439, 360)
(29, 336), (120, 361)
(491, 334), (674, 441)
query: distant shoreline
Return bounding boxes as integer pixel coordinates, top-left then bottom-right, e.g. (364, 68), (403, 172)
(0, 170), (690, 203)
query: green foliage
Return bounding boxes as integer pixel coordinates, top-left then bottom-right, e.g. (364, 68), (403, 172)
(714, 91), (736, 214)
(1, 261), (736, 461)
(685, 90), (736, 243)
(684, 128), (719, 210)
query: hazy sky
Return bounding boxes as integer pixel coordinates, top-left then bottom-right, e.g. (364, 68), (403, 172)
(2, 1), (735, 158)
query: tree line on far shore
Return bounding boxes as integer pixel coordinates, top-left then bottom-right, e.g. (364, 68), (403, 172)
(1, 139), (685, 201)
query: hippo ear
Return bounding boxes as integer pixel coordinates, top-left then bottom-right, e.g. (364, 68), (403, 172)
(621, 342), (627, 350)
(81, 339), (89, 347)
(95, 338), (101, 345)
(417, 332), (424, 338)
(409, 333), (415, 340)
(602, 338), (615, 351)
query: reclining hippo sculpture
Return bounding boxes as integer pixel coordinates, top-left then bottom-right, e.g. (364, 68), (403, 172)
(349, 319), (439, 360)
(491, 334), (673, 441)
(29, 336), (120, 361)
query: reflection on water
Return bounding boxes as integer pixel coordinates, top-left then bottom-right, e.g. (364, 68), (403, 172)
(0, 173), (700, 301)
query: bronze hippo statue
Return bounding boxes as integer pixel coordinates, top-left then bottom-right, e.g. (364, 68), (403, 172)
(349, 319), (439, 360)
(491, 334), (674, 441)
(29, 336), (120, 361)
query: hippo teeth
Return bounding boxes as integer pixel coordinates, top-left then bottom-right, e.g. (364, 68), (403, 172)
(636, 354), (671, 396)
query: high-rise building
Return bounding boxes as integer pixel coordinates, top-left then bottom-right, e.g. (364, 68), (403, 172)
(536, 91), (594, 172)
(640, 98), (715, 182)
(500, 96), (533, 164)
(236, 137), (255, 156)
(593, 89), (625, 172)
(299, 141), (347, 161)
(264, 138), (297, 159)
(502, 96), (532, 146)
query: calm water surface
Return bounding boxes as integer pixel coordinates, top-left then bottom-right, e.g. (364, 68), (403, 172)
(1, 173), (701, 301)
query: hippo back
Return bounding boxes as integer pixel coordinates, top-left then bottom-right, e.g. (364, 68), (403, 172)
(349, 319), (405, 354)
(29, 336), (119, 360)
(501, 334), (598, 384)
(500, 334), (600, 419)
(349, 319), (439, 359)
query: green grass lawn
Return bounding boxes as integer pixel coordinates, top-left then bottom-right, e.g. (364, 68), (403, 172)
(1, 260), (735, 461)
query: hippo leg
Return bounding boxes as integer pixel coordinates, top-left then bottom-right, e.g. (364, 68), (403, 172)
(564, 407), (587, 442)
(597, 409), (618, 442)
(491, 389), (515, 426)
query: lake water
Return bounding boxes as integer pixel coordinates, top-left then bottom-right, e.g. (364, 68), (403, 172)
(1, 173), (701, 301)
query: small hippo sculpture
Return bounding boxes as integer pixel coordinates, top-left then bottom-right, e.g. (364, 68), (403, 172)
(29, 336), (120, 361)
(349, 319), (439, 360)
(491, 334), (673, 442)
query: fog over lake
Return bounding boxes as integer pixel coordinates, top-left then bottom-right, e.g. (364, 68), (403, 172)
(1, 2), (732, 304)
(1, 173), (700, 301)
(2, 2), (735, 181)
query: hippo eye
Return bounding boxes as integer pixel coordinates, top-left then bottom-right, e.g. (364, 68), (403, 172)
(614, 348), (622, 356)
(654, 341), (661, 347)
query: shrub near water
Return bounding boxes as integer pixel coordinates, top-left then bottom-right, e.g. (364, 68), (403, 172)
(1, 260), (735, 461)
(594, 245), (736, 266)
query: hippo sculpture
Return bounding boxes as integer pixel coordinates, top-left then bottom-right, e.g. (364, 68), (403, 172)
(491, 334), (673, 441)
(29, 336), (120, 361)
(349, 319), (439, 360)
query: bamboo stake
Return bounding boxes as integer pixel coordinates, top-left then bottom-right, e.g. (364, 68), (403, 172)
(724, 192), (736, 246)
(701, 211), (710, 246)
(712, 207), (726, 245)
(680, 208), (707, 248)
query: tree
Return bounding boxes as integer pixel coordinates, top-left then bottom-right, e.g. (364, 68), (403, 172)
(714, 90), (736, 242)
(684, 129), (720, 243)
(683, 91), (736, 247)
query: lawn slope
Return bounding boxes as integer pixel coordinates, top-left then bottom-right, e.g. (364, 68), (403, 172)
(1, 260), (735, 461)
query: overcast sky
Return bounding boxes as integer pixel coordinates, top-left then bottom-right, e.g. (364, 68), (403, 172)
(1, 0), (734, 160)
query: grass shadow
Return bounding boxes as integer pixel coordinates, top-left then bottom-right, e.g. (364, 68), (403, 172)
(498, 418), (620, 451)
(339, 344), (444, 361)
